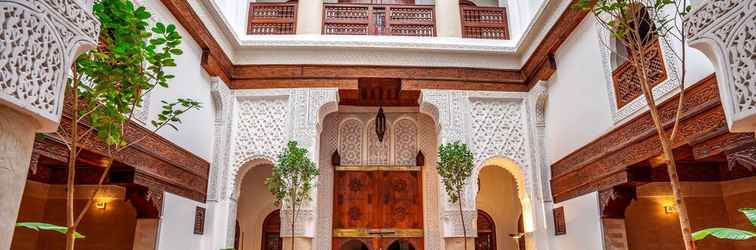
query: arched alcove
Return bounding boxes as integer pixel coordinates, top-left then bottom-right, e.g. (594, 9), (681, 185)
(236, 162), (277, 250)
(475, 161), (525, 250)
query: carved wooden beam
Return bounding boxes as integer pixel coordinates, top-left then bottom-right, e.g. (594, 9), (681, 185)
(551, 75), (756, 203)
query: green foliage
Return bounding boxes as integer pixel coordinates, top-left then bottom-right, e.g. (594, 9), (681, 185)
(693, 208), (756, 241)
(16, 222), (85, 239)
(574, 0), (690, 47)
(74, 0), (199, 146)
(437, 141), (475, 203)
(266, 141), (320, 209)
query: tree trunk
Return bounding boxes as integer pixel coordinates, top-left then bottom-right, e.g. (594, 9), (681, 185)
(457, 190), (468, 250)
(66, 73), (80, 250)
(636, 48), (696, 250)
(290, 195), (296, 250)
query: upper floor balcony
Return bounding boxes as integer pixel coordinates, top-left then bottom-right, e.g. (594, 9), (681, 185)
(246, 0), (510, 40)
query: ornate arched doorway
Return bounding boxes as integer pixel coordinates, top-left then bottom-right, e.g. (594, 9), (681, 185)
(476, 210), (496, 250)
(261, 210), (282, 250)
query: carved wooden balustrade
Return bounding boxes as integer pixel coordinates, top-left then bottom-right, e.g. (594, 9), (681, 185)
(322, 4), (435, 36)
(460, 5), (509, 40)
(612, 41), (667, 108)
(247, 2), (298, 35)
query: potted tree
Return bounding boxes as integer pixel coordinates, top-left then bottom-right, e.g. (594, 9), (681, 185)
(266, 141), (319, 250)
(437, 141), (475, 250)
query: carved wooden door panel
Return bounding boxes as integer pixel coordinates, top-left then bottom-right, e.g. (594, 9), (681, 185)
(334, 171), (379, 229)
(380, 171), (422, 229)
(333, 169), (423, 250)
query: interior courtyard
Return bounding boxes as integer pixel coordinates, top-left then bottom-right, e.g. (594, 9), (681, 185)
(1, 0), (754, 250)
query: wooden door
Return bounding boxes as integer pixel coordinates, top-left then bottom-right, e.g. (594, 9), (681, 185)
(333, 169), (423, 250)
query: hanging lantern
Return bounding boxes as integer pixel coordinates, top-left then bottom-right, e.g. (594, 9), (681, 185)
(375, 106), (386, 142)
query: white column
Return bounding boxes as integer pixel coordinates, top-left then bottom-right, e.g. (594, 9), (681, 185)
(435, 0), (462, 37)
(0, 106), (38, 249)
(296, 0), (323, 34)
(687, 0), (756, 134)
(0, 1), (99, 249)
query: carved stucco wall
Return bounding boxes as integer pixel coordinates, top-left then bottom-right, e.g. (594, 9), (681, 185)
(205, 87), (338, 246)
(314, 110), (443, 250)
(0, 0), (99, 131)
(420, 90), (539, 243)
(687, 0), (756, 133)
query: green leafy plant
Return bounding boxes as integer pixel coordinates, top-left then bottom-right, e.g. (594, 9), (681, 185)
(15, 222), (85, 239)
(693, 208), (756, 241)
(437, 141), (475, 250)
(266, 141), (319, 250)
(31, 1), (202, 249)
(574, 1), (694, 249)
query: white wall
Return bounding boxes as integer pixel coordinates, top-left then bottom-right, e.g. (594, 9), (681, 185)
(544, 17), (614, 164)
(157, 192), (208, 250)
(138, 0), (217, 161)
(550, 192), (604, 250)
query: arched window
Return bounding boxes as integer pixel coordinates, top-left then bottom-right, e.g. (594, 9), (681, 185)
(476, 210), (496, 250)
(610, 4), (667, 109)
(261, 210), (282, 250)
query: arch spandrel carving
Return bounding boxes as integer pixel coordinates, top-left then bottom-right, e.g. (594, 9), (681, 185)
(0, 0), (100, 131)
(687, 0), (756, 133)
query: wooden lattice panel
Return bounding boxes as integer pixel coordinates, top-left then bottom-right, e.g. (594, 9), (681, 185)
(612, 41), (668, 108)
(323, 4), (435, 36)
(460, 6), (509, 40)
(247, 3), (298, 35)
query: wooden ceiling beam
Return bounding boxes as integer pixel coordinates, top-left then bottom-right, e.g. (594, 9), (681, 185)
(160, 0), (592, 91)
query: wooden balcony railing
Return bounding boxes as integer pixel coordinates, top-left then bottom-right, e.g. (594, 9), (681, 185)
(460, 5), (509, 40)
(612, 41), (668, 108)
(323, 4), (435, 36)
(247, 2), (298, 35)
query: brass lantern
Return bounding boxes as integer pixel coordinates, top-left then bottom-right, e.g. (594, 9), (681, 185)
(375, 106), (386, 142)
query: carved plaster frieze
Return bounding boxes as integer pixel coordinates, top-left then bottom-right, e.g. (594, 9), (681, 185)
(0, 0), (99, 131)
(687, 0), (756, 132)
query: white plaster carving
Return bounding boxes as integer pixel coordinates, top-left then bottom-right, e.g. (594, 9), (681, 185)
(420, 90), (537, 239)
(208, 77), (232, 201)
(0, 0), (99, 131)
(393, 118), (418, 166)
(218, 88), (338, 241)
(441, 210), (478, 237)
(365, 119), (391, 165)
(339, 118), (363, 165)
(687, 0), (756, 132)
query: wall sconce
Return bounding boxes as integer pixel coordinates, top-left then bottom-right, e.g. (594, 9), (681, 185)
(664, 205), (676, 214)
(95, 200), (107, 209)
